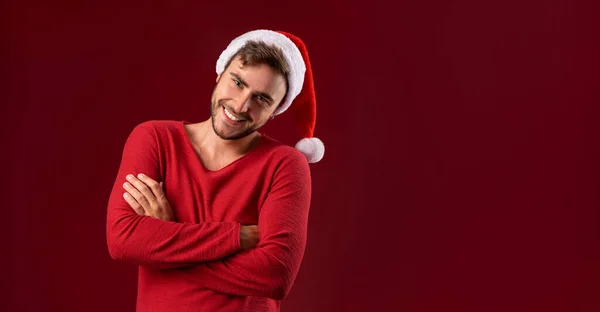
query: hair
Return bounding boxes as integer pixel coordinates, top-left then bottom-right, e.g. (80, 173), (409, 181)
(222, 40), (290, 104)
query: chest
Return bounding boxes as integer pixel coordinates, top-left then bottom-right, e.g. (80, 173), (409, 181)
(163, 159), (272, 225)
(190, 143), (241, 171)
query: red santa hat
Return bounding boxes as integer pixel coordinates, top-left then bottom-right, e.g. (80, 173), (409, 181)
(216, 29), (325, 163)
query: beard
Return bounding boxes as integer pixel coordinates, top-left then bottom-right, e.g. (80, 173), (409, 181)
(210, 97), (265, 141)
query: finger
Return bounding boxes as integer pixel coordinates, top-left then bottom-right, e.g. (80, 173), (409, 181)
(126, 174), (156, 204)
(123, 181), (151, 211)
(123, 192), (145, 215)
(137, 173), (165, 199)
(158, 181), (167, 200)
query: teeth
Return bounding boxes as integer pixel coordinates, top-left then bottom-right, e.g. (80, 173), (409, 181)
(224, 107), (242, 121)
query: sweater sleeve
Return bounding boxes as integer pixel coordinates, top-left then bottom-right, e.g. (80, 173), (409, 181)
(178, 151), (312, 300)
(106, 121), (242, 269)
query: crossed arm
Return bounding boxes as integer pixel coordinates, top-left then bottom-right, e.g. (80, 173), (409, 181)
(106, 122), (311, 299)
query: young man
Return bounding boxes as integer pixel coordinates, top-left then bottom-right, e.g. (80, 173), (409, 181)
(106, 30), (324, 312)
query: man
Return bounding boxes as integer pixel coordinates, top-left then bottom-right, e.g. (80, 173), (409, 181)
(106, 29), (324, 312)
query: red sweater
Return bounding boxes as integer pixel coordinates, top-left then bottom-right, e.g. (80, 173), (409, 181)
(106, 120), (312, 312)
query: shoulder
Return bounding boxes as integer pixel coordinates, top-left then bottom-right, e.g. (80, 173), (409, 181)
(260, 135), (310, 173)
(124, 120), (183, 150)
(133, 120), (181, 133)
(257, 137), (312, 191)
(128, 120), (183, 140)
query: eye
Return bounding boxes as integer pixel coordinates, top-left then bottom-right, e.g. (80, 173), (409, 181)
(255, 95), (269, 106)
(233, 79), (242, 88)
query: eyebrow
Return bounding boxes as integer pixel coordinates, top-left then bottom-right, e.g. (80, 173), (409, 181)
(229, 72), (275, 104)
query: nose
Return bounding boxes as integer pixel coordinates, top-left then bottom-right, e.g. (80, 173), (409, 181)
(231, 91), (252, 113)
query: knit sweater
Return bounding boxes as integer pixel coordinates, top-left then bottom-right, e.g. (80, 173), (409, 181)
(106, 120), (312, 312)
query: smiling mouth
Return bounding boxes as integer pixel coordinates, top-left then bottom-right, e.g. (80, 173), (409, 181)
(222, 105), (246, 122)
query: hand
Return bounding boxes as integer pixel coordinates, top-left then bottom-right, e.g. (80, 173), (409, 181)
(240, 225), (259, 250)
(122, 173), (174, 221)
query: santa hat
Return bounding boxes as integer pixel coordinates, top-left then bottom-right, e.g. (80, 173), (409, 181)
(216, 29), (325, 163)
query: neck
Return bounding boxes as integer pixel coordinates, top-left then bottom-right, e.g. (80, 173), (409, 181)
(195, 119), (261, 157)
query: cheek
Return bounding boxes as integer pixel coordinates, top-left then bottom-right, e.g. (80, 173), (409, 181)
(214, 80), (228, 93)
(218, 83), (240, 99)
(255, 111), (273, 123)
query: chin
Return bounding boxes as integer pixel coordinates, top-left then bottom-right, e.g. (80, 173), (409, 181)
(212, 119), (255, 141)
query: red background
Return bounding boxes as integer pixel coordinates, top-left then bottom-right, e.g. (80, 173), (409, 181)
(3, 0), (599, 311)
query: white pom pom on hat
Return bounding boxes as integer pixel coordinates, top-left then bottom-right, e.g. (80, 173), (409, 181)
(216, 29), (324, 163)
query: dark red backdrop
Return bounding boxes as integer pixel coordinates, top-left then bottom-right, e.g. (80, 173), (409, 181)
(4, 0), (599, 311)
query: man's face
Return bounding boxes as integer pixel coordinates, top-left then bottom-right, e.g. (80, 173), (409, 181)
(210, 56), (287, 141)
